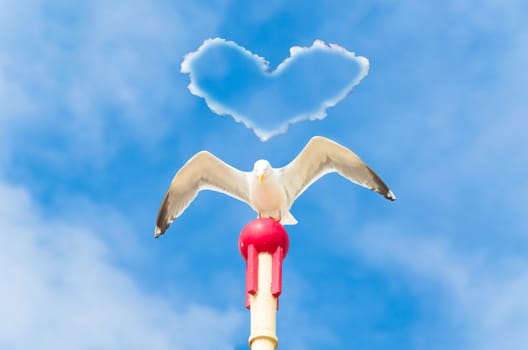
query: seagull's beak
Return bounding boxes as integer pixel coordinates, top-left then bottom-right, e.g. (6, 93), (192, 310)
(258, 174), (263, 183)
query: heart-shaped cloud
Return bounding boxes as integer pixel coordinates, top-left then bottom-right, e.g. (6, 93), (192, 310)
(181, 38), (369, 141)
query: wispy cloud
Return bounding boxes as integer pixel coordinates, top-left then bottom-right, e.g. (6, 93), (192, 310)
(348, 223), (528, 350)
(0, 0), (226, 167)
(0, 180), (244, 349)
(181, 38), (369, 141)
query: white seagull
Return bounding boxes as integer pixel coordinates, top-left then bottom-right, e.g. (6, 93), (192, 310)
(155, 136), (396, 237)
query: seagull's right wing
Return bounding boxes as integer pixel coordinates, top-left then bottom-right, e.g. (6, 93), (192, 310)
(155, 151), (250, 237)
(280, 136), (396, 206)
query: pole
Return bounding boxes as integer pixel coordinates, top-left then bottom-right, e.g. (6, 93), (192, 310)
(239, 218), (289, 350)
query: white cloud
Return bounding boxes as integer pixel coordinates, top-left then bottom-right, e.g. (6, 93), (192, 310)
(0, 181), (244, 350)
(181, 38), (369, 141)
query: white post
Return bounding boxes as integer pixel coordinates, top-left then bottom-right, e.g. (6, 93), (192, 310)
(249, 252), (278, 350)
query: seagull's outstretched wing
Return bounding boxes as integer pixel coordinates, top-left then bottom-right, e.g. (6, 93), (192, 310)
(280, 136), (396, 205)
(155, 151), (250, 237)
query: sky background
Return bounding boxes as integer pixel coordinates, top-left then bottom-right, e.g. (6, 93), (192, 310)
(1, 0), (527, 349)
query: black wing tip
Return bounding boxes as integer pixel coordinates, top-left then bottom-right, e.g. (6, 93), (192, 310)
(154, 223), (169, 238)
(155, 203), (172, 238)
(385, 190), (397, 201)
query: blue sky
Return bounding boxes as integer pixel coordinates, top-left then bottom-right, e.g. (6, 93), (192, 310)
(1, 1), (527, 349)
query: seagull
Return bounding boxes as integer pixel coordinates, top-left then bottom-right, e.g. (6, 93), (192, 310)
(155, 136), (396, 237)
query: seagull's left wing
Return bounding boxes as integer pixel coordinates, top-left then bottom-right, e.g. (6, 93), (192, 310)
(155, 151), (250, 237)
(279, 136), (396, 206)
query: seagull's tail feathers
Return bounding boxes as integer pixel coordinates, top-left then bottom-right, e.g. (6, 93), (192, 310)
(280, 210), (298, 225)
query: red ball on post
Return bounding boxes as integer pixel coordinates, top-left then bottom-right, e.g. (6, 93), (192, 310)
(239, 218), (289, 259)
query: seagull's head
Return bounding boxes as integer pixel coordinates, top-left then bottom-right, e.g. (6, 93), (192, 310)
(253, 159), (272, 183)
